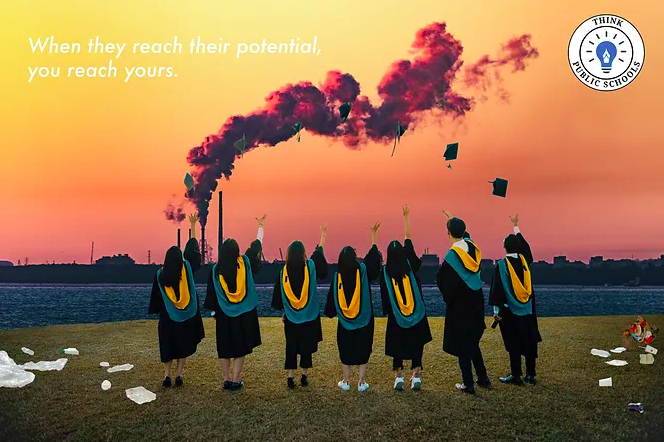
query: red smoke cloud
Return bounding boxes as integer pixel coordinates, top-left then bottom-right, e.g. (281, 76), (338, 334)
(186, 22), (539, 225)
(164, 202), (186, 224)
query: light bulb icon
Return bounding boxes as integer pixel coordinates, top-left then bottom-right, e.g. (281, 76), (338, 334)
(596, 41), (618, 73)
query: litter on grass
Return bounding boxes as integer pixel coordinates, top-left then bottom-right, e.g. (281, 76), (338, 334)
(591, 349), (610, 358)
(108, 364), (134, 373)
(0, 351), (35, 388)
(19, 359), (68, 371)
(125, 386), (156, 404)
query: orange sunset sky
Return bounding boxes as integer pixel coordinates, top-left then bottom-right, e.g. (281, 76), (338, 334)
(0, 0), (663, 265)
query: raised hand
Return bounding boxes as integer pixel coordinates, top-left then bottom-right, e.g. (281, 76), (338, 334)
(509, 214), (519, 227)
(369, 221), (381, 234)
(320, 224), (327, 235)
(256, 214), (267, 227)
(442, 210), (452, 220)
(403, 204), (410, 218)
(188, 213), (199, 225)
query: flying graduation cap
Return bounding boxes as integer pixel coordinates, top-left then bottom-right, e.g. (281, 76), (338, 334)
(184, 173), (195, 191)
(234, 133), (246, 158)
(444, 142), (459, 161)
(391, 123), (406, 157)
(447, 164), (452, 169)
(489, 178), (508, 197)
(339, 102), (352, 122)
(292, 122), (302, 142)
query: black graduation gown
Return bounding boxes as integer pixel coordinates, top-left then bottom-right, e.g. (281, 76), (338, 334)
(148, 240), (205, 363)
(489, 233), (542, 357)
(436, 241), (487, 357)
(204, 239), (262, 359)
(379, 239), (433, 359)
(324, 245), (382, 365)
(271, 247), (327, 356)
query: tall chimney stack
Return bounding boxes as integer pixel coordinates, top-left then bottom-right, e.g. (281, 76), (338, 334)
(177, 228), (181, 249)
(218, 191), (223, 263)
(201, 227), (206, 264)
(188, 228), (192, 239)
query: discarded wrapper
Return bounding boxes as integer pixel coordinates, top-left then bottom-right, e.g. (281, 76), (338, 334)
(591, 349), (610, 358)
(605, 359), (628, 367)
(107, 364), (134, 373)
(628, 403), (644, 414)
(599, 377), (612, 387)
(21, 348), (34, 356)
(644, 345), (657, 355)
(639, 354), (655, 365)
(610, 347), (627, 353)
(125, 386), (156, 404)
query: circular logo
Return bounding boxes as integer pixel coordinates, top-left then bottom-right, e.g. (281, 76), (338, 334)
(568, 15), (645, 91)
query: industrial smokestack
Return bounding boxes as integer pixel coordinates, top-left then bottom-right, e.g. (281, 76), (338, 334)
(201, 227), (206, 264)
(188, 228), (192, 239)
(218, 191), (223, 263)
(177, 228), (181, 249)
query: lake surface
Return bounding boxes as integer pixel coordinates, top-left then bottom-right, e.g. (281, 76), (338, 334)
(1, 284), (663, 330)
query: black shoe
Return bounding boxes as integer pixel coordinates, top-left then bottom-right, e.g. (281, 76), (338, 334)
(229, 381), (244, 391)
(524, 375), (537, 385)
(174, 376), (183, 386)
(301, 374), (309, 387)
(455, 383), (475, 394)
(223, 381), (232, 390)
(499, 375), (524, 385)
(287, 377), (296, 390)
(476, 377), (492, 389)
(162, 376), (172, 388)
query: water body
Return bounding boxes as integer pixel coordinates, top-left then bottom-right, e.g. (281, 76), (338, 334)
(0, 284), (663, 330)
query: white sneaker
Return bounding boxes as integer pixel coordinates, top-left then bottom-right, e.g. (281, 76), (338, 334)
(411, 376), (422, 390)
(358, 381), (370, 392)
(337, 380), (351, 391)
(394, 376), (405, 390)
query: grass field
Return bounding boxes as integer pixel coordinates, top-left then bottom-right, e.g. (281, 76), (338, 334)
(1, 315), (663, 442)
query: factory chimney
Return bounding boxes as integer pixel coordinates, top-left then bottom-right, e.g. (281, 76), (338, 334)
(177, 228), (181, 249)
(201, 227), (206, 264)
(218, 191), (223, 263)
(188, 229), (192, 239)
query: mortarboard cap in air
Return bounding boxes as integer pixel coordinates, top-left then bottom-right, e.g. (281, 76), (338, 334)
(444, 142), (459, 161)
(292, 122), (302, 142)
(391, 123), (406, 157)
(184, 173), (195, 191)
(490, 178), (508, 197)
(234, 133), (246, 158)
(339, 103), (352, 122)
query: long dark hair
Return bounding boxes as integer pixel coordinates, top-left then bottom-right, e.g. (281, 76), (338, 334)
(217, 239), (241, 290)
(338, 246), (360, 294)
(385, 240), (409, 279)
(160, 246), (183, 288)
(286, 240), (306, 282)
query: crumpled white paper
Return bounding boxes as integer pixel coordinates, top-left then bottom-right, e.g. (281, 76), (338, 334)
(610, 347), (627, 353)
(108, 364), (134, 373)
(591, 349), (610, 358)
(19, 359), (68, 371)
(0, 351), (35, 388)
(605, 359), (628, 366)
(125, 386), (156, 404)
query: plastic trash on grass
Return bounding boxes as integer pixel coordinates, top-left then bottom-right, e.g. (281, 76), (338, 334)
(591, 349), (610, 358)
(101, 380), (112, 390)
(21, 347), (34, 356)
(605, 359), (628, 366)
(0, 351), (35, 388)
(62, 348), (79, 355)
(19, 359), (68, 371)
(599, 377), (612, 387)
(125, 386), (156, 404)
(108, 364), (134, 373)
(100, 362), (110, 367)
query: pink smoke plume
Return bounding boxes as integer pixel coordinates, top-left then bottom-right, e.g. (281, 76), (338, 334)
(164, 202), (186, 225)
(186, 22), (539, 225)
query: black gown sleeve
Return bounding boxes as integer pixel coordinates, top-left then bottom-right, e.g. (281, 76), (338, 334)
(204, 269), (219, 311)
(271, 276), (284, 310)
(324, 281), (337, 318)
(363, 244), (382, 281)
(436, 262), (454, 304)
(516, 233), (534, 265)
(488, 265), (507, 308)
(404, 239), (422, 273)
(311, 246), (328, 280)
(183, 238), (202, 272)
(379, 272), (393, 316)
(148, 274), (162, 314)
(246, 239), (263, 274)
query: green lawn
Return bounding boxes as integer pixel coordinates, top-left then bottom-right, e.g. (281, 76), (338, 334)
(1, 316), (663, 442)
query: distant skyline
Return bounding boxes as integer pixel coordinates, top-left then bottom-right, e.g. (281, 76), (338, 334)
(1, 0), (663, 265)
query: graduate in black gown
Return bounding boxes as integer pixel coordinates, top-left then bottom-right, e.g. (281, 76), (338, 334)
(204, 214), (267, 391)
(148, 214), (205, 387)
(436, 213), (491, 394)
(489, 214), (542, 385)
(271, 225), (328, 389)
(324, 222), (382, 392)
(379, 205), (432, 391)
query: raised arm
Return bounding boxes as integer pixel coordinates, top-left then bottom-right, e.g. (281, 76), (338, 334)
(319, 224), (327, 250)
(510, 214), (533, 265)
(364, 222), (383, 281)
(311, 245), (328, 280)
(188, 213), (198, 241)
(244, 215), (266, 274)
(404, 239), (422, 273)
(403, 205), (411, 239)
